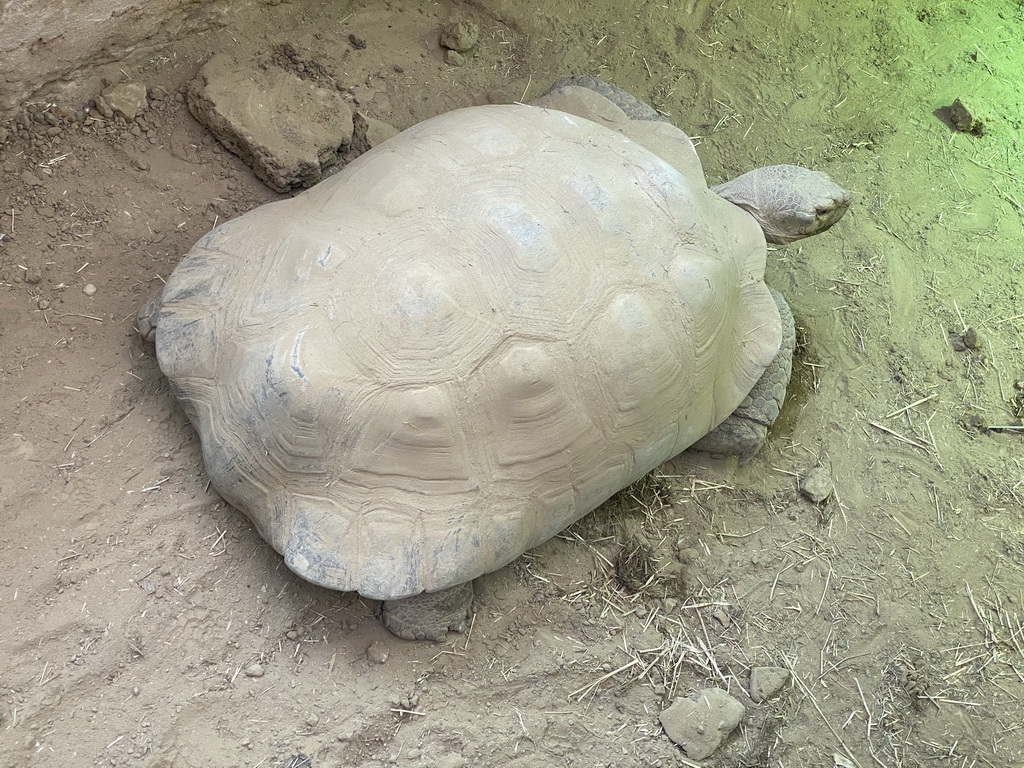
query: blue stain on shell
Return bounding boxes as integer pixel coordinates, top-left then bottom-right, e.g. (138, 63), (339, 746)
(290, 327), (308, 380)
(317, 244), (332, 268)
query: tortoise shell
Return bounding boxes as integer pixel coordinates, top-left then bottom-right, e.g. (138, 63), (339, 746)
(155, 102), (781, 599)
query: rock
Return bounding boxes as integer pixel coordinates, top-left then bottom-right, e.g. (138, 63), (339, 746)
(339, 113), (399, 166)
(440, 20), (480, 52)
(362, 115), (399, 148)
(102, 83), (149, 121)
(444, 49), (466, 67)
(305, 712), (320, 727)
(244, 663), (265, 678)
(93, 94), (114, 119)
(366, 640), (390, 664)
(186, 54), (354, 192)
(82, 283), (97, 297)
(949, 97), (984, 136)
(799, 466), (832, 503)
(749, 666), (790, 703)
(660, 688), (744, 760)
(24, 266), (42, 284)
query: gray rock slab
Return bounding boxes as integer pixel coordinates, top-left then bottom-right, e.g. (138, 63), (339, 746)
(187, 54), (353, 192)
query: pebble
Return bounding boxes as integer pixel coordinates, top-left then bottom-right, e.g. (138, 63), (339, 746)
(305, 712), (320, 727)
(749, 666), (791, 703)
(366, 640), (390, 664)
(949, 97), (984, 135)
(660, 688), (744, 760)
(440, 19), (480, 52)
(37, 299), (50, 310)
(93, 94), (114, 119)
(443, 49), (466, 67)
(20, 170), (43, 187)
(82, 283), (97, 296)
(244, 663), (265, 678)
(102, 82), (149, 121)
(799, 466), (832, 503)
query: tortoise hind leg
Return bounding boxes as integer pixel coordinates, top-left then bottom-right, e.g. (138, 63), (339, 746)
(688, 288), (796, 464)
(379, 582), (474, 642)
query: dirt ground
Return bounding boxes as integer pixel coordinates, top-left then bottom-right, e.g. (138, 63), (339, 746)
(2, 1), (1023, 766)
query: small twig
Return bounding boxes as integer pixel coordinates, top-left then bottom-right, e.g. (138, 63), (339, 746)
(885, 394), (937, 419)
(789, 664), (863, 768)
(867, 421), (931, 451)
(568, 659), (640, 701)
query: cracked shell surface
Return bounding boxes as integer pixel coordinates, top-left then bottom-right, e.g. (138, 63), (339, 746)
(155, 102), (782, 600)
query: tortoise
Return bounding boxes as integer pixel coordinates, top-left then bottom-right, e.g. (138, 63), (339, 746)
(138, 77), (850, 640)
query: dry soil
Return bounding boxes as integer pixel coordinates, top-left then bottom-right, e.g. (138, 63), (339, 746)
(1, 1), (1023, 767)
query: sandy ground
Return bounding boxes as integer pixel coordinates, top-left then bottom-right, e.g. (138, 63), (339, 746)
(1, 1), (1023, 766)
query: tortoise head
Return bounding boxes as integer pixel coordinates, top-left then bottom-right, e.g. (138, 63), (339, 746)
(712, 164), (851, 245)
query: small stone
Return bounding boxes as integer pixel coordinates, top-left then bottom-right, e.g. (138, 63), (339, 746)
(440, 19), (480, 52)
(102, 82), (149, 121)
(93, 94), (114, 119)
(348, 33), (367, 49)
(366, 640), (390, 664)
(949, 97), (984, 135)
(749, 666), (790, 703)
(137, 579), (156, 594)
(962, 326), (979, 350)
(286, 629), (299, 641)
(360, 114), (399, 150)
(37, 298), (50, 310)
(659, 688), (744, 760)
(82, 283), (97, 297)
(444, 49), (466, 67)
(20, 170), (43, 187)
(305, 712), (320, 727)
(25, 267), (42, 284)
(244, 663), (265, 678)
(799, 466), (832, 503)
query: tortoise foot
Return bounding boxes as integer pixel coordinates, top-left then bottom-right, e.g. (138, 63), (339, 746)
(379, 582), (474, 642)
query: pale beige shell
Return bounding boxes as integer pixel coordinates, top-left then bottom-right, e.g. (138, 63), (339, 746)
(156, 103), (781, 599)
